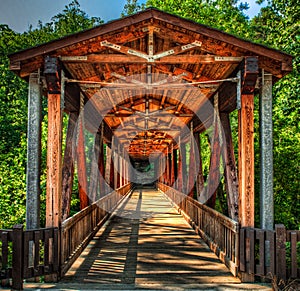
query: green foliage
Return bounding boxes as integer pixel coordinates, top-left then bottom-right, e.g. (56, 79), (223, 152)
(146, 0), (251, 37)
(0, 1), (103, 228)
(122, 0), (146, 17)
(251, 0), (300, 229)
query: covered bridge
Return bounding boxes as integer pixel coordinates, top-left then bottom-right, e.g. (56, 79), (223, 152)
(4, 7), (296, 289)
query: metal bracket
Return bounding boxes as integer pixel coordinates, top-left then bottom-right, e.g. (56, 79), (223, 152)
(101, 39), (204, 63)
(181, 41), (202, 51)
(100, 40), (121, 50)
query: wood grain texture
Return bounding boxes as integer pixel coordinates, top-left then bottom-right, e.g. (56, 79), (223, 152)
(238, 94), (254, 227)
(46, 93), (63, 228)
(59, 189), (241, 287)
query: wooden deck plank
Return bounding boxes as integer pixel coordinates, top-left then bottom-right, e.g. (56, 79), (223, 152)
(44, 188), (271, 290)
(60, 189), (236, 285)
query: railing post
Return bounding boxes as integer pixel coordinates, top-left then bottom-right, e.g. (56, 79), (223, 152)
(275, 224), (286, 281)
(12, 225), (24, 290)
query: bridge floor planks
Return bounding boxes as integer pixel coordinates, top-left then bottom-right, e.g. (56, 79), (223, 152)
(49, 188), (271, 290)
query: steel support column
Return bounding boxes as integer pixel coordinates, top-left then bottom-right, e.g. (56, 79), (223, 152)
(26, 73), (42, 229)
(260, 71), (273, 230)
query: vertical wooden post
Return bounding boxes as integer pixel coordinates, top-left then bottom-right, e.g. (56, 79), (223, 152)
(77, 113), (89, 209)
(46, 93), (63, 228)
(260, 71), (274, 230)
(194, 133), (205, 199)
(62, 112), (78, 221)
(173, 149), (178, 183)
(188, 130), (197, 197)
(238, 94), (255, 227)
(116, 145), (120, 189)
(206, 95), (221, 208)
(177, 139), (186, 193)
(170, 146), (175, 186)
(44, 56), (62, 283)
(105, 145), (112, 189)
(26, 72), (42, 230)
(98, 138), (105, 196)
(220, 112), (239, 221)
(165, 150), (169, 185)
(89, 133), (101, 202)
(12, 225), (24, 291)
(110, 144), (115, 190)
(275, 224), (287, 281)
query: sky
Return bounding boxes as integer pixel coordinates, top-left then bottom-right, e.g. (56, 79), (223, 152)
(0, 0), (263, 33)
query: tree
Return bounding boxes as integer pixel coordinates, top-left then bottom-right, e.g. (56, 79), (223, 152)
(251, 0), (300, 229)
(0, 1), (103, 228)
(146, 0), (251, 37)
(122, 0), (146, 17)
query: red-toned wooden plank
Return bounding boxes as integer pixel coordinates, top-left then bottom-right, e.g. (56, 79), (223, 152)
(46, 93), (63, 228)
(53, 228), (59, 273)
(12, 225), (24, 290)
(290, 231), (297, 278)
(238, 94), (254, 227)
(34, 231), (41, 277)
(62, 112), (78, 221)
(266, 230), (276, 276)
(275, 224), (287, 281)
(44, 229), (50, 271)
(256, 229), (265, 275)
(220, 113), (239, 221)
(23, 231), (33, 279)
(77, 118), (89, 209)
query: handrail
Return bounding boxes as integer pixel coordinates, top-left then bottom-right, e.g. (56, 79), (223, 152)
(0, 225), (58, 290)
(60, 183), (132, 276)
(158, 182), (239, 276)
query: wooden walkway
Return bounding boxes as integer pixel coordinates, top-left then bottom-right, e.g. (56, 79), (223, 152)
(25, 188), (272, 290)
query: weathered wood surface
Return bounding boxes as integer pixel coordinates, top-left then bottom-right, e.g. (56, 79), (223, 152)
(0, 226), (59, 290)
(220, 112), (239, 221)
(239, 226), (300, 281)
(60, 183), (132, 277)
(238, 94), (255, 227)
(159, 183), (239, 276)
(77, 118), (89, 209)
(59, 189), (239, 286)
(62, 112), (78, 221)
(46, 93), (62, 228)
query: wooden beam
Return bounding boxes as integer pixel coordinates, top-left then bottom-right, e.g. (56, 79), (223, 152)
(62, 112), (78, 221)
(188, 132), (197, 197)
(98, 138), (106, 197)
(44, 57), (62, 230)
(46, 93), (63, 228)
(60, 54), (242, 64)
(89, 133), (101, 202)
(238, 94), (255, 227)
(220, 112), (239, 221)
(77, 117), (89, 209)
(176, 140), (186, 193)
(194, 133), (205, 199)
(241, 57), (259, 94)
(205, 109), (222, 208)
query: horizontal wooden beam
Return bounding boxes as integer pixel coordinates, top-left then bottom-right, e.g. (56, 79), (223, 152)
(60, 54), (243, 64)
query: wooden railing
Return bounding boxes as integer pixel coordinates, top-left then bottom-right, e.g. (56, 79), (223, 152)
(240, 225), (300, 281)
(158, 183), (239, 276)
(0, 225), (58, 290)
(60, 183), (132, 276)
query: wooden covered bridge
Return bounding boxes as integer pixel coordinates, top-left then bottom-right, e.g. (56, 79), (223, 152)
(1, 8), (298, 290)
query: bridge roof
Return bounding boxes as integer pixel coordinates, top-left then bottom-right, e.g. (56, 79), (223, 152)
(9, 8), (293, 160)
